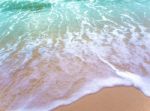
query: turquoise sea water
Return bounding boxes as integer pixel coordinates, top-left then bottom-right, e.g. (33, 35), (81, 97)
(0, 0), (150, 111)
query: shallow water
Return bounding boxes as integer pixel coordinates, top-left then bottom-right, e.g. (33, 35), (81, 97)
(0, 0), (150, 111)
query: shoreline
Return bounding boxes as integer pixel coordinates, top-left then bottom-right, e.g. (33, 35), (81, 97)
(54, 86), (150, 111)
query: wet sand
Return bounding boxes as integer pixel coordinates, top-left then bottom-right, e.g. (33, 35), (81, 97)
(54, 86), (150, 111)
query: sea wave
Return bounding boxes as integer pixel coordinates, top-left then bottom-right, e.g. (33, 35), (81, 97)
(0, 0), (150, 111)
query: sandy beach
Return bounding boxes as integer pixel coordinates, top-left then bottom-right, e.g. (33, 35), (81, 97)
(54, 86), (150, 111)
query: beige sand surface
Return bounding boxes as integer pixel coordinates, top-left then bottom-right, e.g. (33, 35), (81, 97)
(54, 86), (150, 111)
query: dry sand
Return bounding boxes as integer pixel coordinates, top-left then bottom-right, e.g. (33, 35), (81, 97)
(54, 86), (150, 111)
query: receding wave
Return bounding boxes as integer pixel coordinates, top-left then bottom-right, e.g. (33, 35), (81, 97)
(0, 0), (150, 111)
